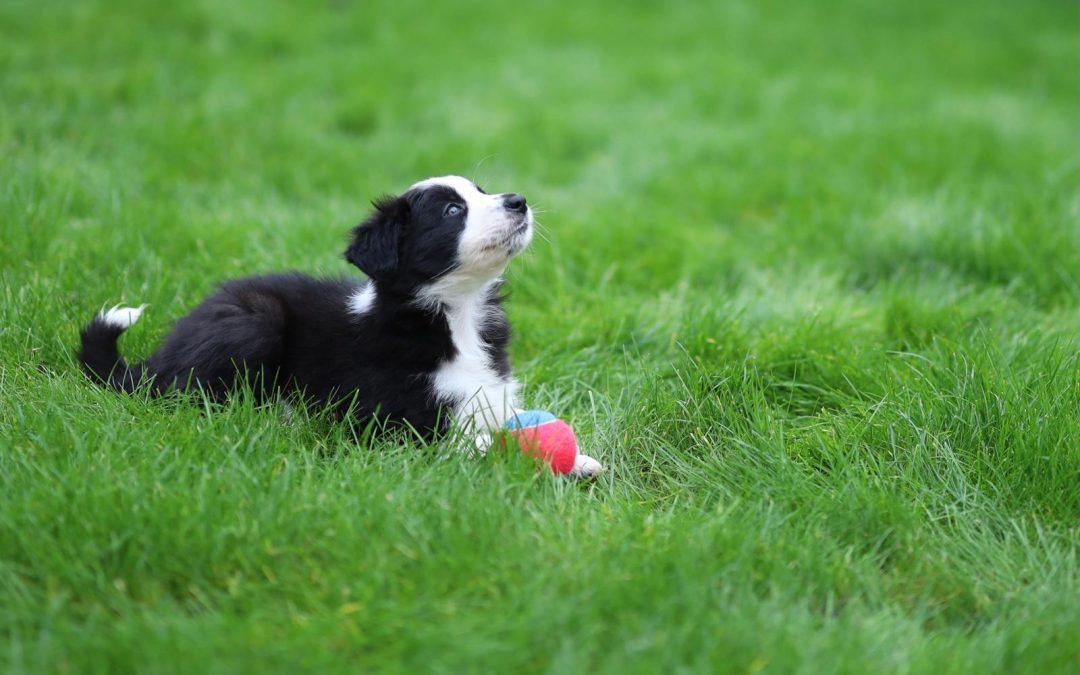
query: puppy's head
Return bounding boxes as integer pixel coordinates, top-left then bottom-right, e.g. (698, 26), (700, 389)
(346, 175), (534, 302)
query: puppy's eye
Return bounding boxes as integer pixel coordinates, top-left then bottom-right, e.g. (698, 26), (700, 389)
(444, 203), (464, 217)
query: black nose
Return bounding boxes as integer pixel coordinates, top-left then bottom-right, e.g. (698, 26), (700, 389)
(503, 193), (527, 213)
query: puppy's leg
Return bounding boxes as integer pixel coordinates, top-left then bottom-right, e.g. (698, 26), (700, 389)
(467, 396), (522, 455)
(472, 431), (494, 455)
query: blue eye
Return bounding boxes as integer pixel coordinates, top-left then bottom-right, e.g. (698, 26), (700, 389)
(444, 203), (463, 217)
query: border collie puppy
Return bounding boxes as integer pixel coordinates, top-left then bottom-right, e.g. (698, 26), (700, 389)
(78, 176), (603, 478)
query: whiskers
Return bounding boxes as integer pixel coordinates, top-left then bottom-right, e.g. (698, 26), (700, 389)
(527, 209), (552, 247)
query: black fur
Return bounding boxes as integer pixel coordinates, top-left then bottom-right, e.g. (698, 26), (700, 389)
(77, 182), (515, 438)
(79, 319), (144, 391)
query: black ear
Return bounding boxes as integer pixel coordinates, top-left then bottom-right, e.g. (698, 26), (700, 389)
(345, 195), (407, 282)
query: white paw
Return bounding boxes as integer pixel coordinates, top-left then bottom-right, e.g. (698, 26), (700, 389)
(99, 304), (147, 330)
(472, 432), (493, 456)
(570, 453), (604, 480)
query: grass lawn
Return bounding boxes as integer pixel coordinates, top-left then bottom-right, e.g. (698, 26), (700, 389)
(2, 0), (1079, 671)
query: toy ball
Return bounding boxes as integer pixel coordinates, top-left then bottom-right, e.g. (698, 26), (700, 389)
(502, 410), (579, 474)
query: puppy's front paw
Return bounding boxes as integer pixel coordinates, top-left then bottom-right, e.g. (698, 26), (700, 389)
(570, 453), (604, 480)
(472, 432), (493, 456)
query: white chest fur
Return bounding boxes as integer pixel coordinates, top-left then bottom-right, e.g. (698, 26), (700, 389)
(431, 293), (519, 433)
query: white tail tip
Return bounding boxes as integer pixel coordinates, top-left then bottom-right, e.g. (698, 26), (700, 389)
(99, 304), (147, 330)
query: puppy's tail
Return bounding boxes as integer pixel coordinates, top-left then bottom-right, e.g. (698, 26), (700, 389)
(78, 305), (147, 392)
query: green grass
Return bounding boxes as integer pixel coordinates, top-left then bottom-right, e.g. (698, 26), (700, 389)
(2, 0), (1079, 672)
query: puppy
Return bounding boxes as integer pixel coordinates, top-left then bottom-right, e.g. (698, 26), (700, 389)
(78, 176), (603, 478)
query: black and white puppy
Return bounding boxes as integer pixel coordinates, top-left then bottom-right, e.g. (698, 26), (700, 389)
(78, 175), (603, 477)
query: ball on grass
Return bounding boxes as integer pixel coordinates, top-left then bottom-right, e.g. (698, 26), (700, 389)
(502, 410), (579, 474)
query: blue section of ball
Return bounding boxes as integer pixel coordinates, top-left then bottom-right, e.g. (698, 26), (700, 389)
(503, 410), (557, 430)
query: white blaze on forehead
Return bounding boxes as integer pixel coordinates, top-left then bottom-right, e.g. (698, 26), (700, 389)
(409, 175), (491, 212)
(410, 175), (484, 196)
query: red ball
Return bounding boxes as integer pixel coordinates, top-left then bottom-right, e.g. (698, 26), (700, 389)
(503, 414), (579, 474)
